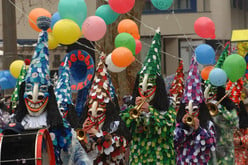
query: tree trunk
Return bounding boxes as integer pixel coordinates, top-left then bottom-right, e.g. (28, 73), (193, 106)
(96, 0), (145, 104)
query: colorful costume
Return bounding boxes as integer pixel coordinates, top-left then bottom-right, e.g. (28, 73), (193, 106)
(13, 17), (65, 164)
(205, 45), (239, 165)
(76, 56), (131, 164)
(174, 55), (216, 165)
(234, 91), (248, 164)
(121, 30), (176, 164)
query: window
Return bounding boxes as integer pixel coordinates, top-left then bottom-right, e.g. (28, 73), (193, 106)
(52, 54), (61, 69)
(143, 0), (197, 14)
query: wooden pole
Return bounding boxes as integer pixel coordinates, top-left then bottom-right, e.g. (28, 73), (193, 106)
(1, 0), (17, 70)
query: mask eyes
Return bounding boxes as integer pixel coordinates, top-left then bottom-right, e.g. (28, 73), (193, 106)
(192, 106), (199, 112)
(147, 84), (153, 90)
(97, 110), (104, 115)
(138, 84), (143, 89)
(88, 110), (92, 116)
(25, 84), (32, 91)
(40, 85), (48, 92)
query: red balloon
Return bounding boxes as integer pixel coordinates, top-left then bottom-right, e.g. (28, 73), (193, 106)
(135, 39), (142, 55)
(109, 0), (135, 14)
(194, 17), (216, 39)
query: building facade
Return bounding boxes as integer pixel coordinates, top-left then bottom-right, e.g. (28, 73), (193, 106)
(0, 0), (247, 76)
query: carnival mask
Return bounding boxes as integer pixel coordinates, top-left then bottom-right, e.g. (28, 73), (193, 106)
(204, 84), (217, 102)
(24, 82), (49, 116)
(138, 74), (156, 102)
(83, 100), (106, 132)
(185, 100), (199, 117)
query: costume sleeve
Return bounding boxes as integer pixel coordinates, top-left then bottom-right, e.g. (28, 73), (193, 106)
(174, 121), (216, 152)
(91, 131), (128, 156)
(120, 105), (176, 136)
(221, 108), (239, 128)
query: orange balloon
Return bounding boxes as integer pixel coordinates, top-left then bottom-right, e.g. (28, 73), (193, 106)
(28, 8), (52, 32)
(201, 66), (214, 80)
(111, 47), (134, 67)
(118, 19), (140, 39)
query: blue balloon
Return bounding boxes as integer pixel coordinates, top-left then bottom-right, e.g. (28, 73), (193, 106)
(0, 70), (16, 90)
(195, 44), (215, 65)
(95, 5), (120, 25)
(209, 68), (227, 86)
(51, 12), (61, 29)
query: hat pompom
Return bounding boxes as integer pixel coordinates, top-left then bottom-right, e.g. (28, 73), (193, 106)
(24, 59), (31, 65)
(37, 16), (51, 31)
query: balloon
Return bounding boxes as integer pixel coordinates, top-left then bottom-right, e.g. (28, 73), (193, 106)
(28, 8), (52, 32)
(222, 54), (246, 82)
(48, 33), (59, 49)
(109, 0), (135, 14)
(209, 68), (227, 86)
(194, 17), (216, 39)
(58, 0), (87, 27)
(135, 39), (142, 54)
(195, 44), (215, 65)
(105, 54), (126, 72)
(0, 70), (16, 90)
(111, 47), (135, 67)
(151, 0), (173, 10)
(82, 16), (107, 41)
(53, 19), (81, 45)
(201, 66), (214, 80)
(51, 12), (61, 29)
(118, 19), (140, 39)
(9, 60), (24, 78)
(115, 33), (136, 55)
(95, 5), (120, 25)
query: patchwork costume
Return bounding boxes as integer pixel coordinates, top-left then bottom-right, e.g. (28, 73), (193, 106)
(170, 60), (184, 111)
(75, 57), (131, 164)
(205, 46), (239, 165)
(121, 30), (176, 164)
(174, 55), (216, 165)
(13, 17), (64, 164)
(234, 83), (248, 165)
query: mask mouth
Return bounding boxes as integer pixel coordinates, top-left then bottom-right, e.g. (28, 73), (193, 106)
(25, 97), (48, 112)
(138, 86), (156, 98)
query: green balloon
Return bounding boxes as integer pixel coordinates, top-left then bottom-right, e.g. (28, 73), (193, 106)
(115, 33), (136, 55)
(58, 0), (87, 27)
(95, 5), (120, 25)
(222, 54), (246, 82)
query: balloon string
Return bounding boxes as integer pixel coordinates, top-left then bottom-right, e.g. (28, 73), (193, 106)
(7, 0), (38, 27)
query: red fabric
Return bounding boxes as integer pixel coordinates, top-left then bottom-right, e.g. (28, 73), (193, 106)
(170, 60), (184, 97)
(234, 128), (248, 165)
(226, 78), (243, 104)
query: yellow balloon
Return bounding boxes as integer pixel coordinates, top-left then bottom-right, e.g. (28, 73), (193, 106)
(48, 32), (58, 49)
(9, 60), (24, 78)
(53, 19), (81, 45)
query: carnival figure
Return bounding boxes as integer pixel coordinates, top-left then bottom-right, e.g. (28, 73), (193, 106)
(121, 29), (176, 164)
(234, 97), (248, 164)
(204, 45), (239, 165)
(174, 55), (216, 165)
(74, 56), (131, 164)
(11, 16), (66, 164)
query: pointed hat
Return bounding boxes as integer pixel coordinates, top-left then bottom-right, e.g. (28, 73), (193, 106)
(25, 16), (51, 86)
(55, 58), (72, 110)
(139, 28), (161, 75)
(182, 55), (203, 104)
(170, 60), (184, 98)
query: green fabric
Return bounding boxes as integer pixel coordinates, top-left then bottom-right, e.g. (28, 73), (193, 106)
(139, 32), (161, 75)
(11, 64), (27, 109)
(121, 105), (176, 164)
(216, 44), (229, 69)
(209, 104), (239, 165)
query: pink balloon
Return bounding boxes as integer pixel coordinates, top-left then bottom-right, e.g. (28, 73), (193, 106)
(109, 0), (135, 14)
(82, 16), (107, 41)
(135, 39), (142, 55)
(194, 17), (216, 39)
